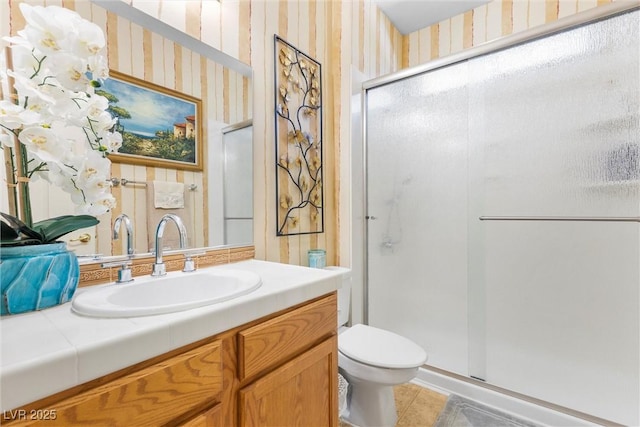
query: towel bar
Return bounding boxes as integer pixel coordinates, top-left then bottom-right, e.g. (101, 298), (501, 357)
(109, 178), (197, 191)
(109, 177), (146, 187)
(479, 216), (640, 222)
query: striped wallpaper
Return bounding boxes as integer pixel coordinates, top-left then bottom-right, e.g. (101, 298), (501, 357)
(2, 0), (616, 267)
(115, 0), (404, 266)
(405, 0), (614, 66)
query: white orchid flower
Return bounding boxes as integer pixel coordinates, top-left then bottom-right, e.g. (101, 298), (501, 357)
(76, 150), (110, 183)
(101, 131), (123, 153)
(43, 162), (71, 187)
(0, 100), (40, 130)
(73, 19), (106, 58)
(49, 52), (90, 91)
(88, 110), (117, 135)
(21, 96), (57, 125)
(81, 179), (113, 205)
(74, 192), (115, 216)
(17, 126), (68, 167)
(6, 4), (118, 218)
(17, 4), (80, 54)
(0, 129), (15, 148)
(8, 69), (58, 106)
(2, 42), (40, 75)
(61, 92), (106, 126)
(88, 55), (110, 81)
(48, 93), (88, 124)
(85, 94), (110, 118)
(85, 195), (116, 216)
(74, 154), (115, 217)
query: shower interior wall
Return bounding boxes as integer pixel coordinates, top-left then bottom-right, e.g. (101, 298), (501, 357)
(364, 8), (640, 426)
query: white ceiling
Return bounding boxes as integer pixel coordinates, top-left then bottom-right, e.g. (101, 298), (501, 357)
(373, 0), (491, 35)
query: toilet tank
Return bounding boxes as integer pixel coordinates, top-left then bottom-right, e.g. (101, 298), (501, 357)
(325, 266), (351, 327)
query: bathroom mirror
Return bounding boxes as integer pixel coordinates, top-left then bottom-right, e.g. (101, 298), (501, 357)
(3, 1), (253, 259)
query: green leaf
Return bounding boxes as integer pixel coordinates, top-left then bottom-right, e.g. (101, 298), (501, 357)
(34, 215), (99, 243)
(1, 220), (20, 240)
(0, 237), (43, 246)
(0, 212), (44, 242)
(32, 215), (77, 230)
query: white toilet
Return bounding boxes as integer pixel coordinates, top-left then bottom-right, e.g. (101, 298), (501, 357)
(328, 267), (427, 427)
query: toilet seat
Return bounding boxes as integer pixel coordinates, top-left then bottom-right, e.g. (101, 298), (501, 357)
(338, 324), (427, 369)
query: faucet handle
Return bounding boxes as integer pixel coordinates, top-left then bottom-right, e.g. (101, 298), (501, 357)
(101, 260), (134, 284)
(152, 262), (167, 277)
(182, 251), (206, 273)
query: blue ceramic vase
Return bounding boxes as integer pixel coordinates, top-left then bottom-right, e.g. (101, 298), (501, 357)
(0, 242), (79, 315)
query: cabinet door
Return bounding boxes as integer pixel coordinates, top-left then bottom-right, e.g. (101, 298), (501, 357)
(239, 336), (338, 427)
(179, 404), (222, 427)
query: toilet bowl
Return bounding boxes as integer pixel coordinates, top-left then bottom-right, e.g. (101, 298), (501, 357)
(327, 267), (427, 427)
(338, 324), (427, 427)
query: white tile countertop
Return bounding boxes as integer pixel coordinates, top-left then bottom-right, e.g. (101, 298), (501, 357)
(0, 260), (341, 411)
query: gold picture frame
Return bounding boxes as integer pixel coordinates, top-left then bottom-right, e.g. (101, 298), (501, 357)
(100, 70), (203, 171)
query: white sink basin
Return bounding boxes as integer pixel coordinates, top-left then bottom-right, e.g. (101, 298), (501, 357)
(71, 269), (262, 318)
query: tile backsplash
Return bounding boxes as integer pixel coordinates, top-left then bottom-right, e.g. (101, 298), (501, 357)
(78, 246), (255, 287)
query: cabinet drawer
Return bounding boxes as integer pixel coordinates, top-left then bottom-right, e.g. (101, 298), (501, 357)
(9, 340), (223, 426)
(238, 293), (336, 380)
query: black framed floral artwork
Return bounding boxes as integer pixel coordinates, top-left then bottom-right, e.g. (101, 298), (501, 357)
(274, 35), (323, 236)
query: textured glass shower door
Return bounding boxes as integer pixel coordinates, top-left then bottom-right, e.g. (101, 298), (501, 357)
(366, 63), (471, 375)
(466, 11), (639, 424)
(365, 9), (639, 425)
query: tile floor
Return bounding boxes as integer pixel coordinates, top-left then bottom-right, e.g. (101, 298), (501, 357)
(340, 383), (448, 427)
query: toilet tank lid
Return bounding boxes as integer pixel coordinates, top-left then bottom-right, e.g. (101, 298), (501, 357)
(325, 266), (351, 287)
(338, 324), (427, 369)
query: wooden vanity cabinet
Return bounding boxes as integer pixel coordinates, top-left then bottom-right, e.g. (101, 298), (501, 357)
(4, 339), (224, 427)
(4, 292), (338, 427)
(237, 293), (338, 427)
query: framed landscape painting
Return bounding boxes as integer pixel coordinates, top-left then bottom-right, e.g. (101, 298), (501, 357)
(99, 71), (203, 171)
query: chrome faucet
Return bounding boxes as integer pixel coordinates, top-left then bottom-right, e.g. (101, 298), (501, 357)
(113, 213), (134, 256)
(152, 214), (187, 276)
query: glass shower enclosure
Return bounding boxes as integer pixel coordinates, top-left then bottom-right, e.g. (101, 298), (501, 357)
(364, 7), (639, 425)
(222, 121), (253, 246)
